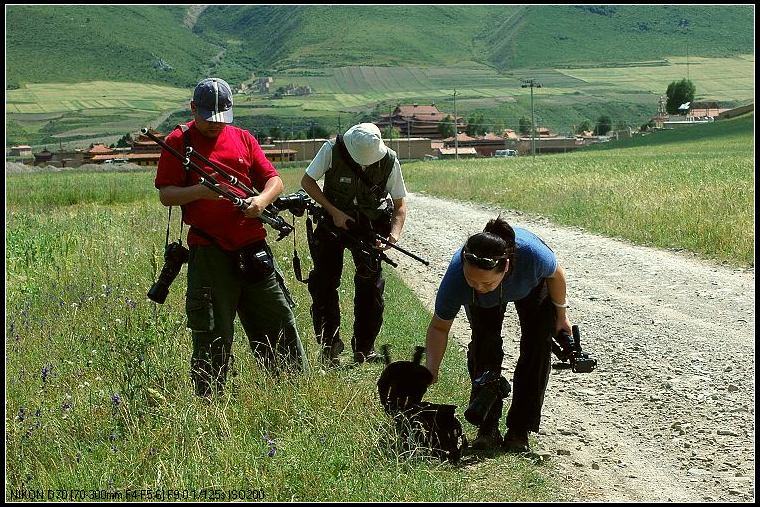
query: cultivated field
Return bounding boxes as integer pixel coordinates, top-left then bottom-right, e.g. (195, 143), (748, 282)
(7, 55), (753, 149)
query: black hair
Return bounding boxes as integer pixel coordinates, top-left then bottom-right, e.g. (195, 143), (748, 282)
(462, 215), (516, 271)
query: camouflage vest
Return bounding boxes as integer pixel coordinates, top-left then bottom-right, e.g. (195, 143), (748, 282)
(323, 135), (396, 221)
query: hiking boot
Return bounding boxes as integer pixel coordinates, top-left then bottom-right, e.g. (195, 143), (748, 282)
(502, 428), (530, 453)
(353, 349), (385, 364)
(470, 426), (503, 450)
(320, 339), (344, 367)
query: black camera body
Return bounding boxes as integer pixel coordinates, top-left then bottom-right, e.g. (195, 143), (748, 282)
(552, 325), (598, 373)
(464, 370), (512, 426)
(274, 190), (312, 217)
(147, 241), (189, 304)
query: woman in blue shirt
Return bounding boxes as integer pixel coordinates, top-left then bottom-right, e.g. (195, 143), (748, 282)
(425, 216), (572, 452)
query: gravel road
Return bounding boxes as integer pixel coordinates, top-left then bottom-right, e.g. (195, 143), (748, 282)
(388, 191), (755, 502)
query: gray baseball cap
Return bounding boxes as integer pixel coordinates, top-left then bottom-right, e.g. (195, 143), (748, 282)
(193, 77), (234, 123)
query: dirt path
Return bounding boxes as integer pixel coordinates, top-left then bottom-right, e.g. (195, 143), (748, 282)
(388, 192), (755, 502)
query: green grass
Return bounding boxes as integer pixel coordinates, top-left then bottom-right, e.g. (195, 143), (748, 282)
(7, 118), (752, 498)
(482, 5), (754, 70)
(6, 167), (560, 502)
(5, 6), (219, 88)
(403, 115), (754, 267)
(558, 54), (754, 102)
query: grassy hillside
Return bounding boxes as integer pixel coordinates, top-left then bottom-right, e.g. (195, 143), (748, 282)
(480, 5), (754, 70)
(5, 5), (220, 88)
(6, 5), (753, 88)
(194, 5), (509, 75)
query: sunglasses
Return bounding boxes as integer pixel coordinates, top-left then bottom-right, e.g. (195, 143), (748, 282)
(462, 250), (508, 270)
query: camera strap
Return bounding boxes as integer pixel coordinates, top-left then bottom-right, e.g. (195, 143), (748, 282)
(292, 214), (309, 284)
(160, 124), (194, 249)
(164, 205), (185, 248)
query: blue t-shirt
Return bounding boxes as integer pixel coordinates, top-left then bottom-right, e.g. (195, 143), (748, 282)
(434, 227), (558, 321)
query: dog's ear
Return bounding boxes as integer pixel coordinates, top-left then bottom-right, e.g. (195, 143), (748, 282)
(377, 360), (433, 413)
(381, 343), (392, 365)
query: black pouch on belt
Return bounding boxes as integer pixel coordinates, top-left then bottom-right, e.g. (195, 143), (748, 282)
(237, 240), (275, 283)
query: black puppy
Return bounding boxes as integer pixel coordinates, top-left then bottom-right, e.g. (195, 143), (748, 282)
(377, 345), (466, 462)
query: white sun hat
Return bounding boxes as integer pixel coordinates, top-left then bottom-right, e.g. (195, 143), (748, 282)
(343, 123), (388, 166)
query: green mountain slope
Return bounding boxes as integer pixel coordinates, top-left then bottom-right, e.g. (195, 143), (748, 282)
(5, 5), (220, 88)
(194, 5), (511, 71)
(480, 5), (755, 70)
(6, 5), (754, 88)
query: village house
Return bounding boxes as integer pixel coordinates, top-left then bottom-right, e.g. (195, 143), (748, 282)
(376, 103), (465, 140)
(31, 146), (86, 167)
(435, 146), (479, 159)
(441, 131), (521, 157)
(9, 145), (33, 158)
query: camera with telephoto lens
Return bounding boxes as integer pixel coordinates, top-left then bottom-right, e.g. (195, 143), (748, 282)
(552, 325), (598, 373)
(147, 241), (190, 304)
(464, 370), (512, 426)
(274, 190), (312, 217)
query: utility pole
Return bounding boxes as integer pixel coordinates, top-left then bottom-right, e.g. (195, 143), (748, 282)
(311, 121), (315, 160)
(453, 89), (458, 160)
(521, 79), (542, 159)
(407, 119), (411, 160)
(686, 37), (690, 81)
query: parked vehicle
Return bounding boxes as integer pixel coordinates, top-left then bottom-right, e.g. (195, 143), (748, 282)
(494, 149), (518, 158)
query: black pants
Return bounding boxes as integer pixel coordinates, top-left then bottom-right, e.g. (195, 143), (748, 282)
(464, 280), (555, 433)
(307, 222), (385, 355)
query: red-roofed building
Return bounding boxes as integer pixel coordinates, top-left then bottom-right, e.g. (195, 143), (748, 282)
(442, 132), (517, 157)
(376, 103), (465, 139)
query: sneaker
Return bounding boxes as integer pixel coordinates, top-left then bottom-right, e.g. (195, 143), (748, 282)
(321, 339), (344, 367)
(353, 349), (385, 364)
(470, 426), (503, 450)
(502, 428), (530, 453)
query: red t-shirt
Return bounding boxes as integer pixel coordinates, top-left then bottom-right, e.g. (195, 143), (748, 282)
(154, 121), (279, 251)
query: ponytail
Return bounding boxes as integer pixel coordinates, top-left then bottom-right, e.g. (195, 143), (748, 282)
(462, 215), (516, 271)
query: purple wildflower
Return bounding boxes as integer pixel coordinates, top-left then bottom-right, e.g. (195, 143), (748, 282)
(41, 364), (52, 383)
(125, 297), (136, 310)
(263, 434), (277, 457)
(111, 393), (122, 408)
(17, 407), (26, 422)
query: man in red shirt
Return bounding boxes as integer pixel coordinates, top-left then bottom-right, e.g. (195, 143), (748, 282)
(154, 77), (308, 397)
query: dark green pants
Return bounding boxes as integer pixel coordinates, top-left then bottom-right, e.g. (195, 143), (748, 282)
(186, 244), (308, 397)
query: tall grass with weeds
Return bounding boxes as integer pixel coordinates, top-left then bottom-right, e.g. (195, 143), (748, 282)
(403, 116), (754, 267)
(7, 167), (559, 501)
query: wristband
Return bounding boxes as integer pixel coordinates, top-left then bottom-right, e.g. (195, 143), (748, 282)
(552, 300), (569, 308)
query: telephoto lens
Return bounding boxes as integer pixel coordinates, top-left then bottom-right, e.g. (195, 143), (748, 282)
(147, 242), (189, 304)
